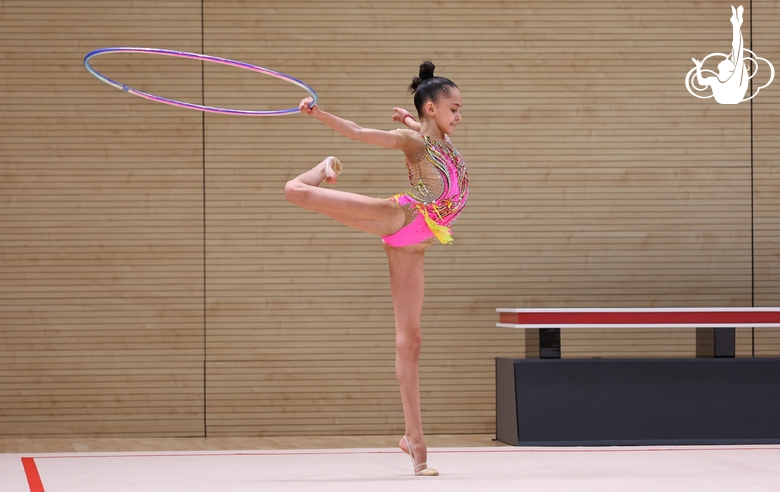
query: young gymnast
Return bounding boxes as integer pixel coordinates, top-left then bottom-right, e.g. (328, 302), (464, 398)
(284, 61), (468, 476)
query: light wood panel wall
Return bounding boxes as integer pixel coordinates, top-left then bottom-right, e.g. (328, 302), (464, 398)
(201, 0), (773, 437)
(753, 2), (780, 355)
(1, 1), (778, 439)
(0, 1), (205, 436)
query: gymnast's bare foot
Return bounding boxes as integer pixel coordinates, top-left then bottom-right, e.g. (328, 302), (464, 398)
(400, 435), (438, 476)
(321, 156), (342, 184)
(288, 156), (342, 189)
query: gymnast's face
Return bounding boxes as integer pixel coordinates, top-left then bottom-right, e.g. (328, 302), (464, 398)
(425, 87), (463, 136)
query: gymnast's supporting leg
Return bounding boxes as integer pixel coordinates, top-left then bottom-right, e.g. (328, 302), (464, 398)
(286, 158), (438, 475)
(283, 157), (406, 237)
(384, 242), (438, 476)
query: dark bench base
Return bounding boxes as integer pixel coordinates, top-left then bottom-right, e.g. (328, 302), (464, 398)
(525, 327), (737, 359)
(496, 357), (780, 446)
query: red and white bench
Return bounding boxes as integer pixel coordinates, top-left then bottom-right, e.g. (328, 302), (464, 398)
(497, 307), (780, 358)
(495, 307), (780, 445)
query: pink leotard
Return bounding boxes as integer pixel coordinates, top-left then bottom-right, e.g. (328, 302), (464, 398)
(382, 129), (469, 247)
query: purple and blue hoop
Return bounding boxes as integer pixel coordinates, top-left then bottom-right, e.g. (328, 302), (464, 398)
(83, 47), (318, 116)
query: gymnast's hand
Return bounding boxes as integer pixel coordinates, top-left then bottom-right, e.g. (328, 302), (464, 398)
(392, 107), (420, 131)
(391, 107), (412, 123)
(299, 97), (319, 116)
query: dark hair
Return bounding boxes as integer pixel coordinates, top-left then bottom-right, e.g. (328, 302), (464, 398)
(408, 61), (458, 118)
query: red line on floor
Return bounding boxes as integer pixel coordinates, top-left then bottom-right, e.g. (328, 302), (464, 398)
(21, 457), (45, 492)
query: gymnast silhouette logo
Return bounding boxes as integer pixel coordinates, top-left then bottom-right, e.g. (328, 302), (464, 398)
(685, 5), (774, 104)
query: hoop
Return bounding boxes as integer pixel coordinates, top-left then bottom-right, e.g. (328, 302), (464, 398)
(83, 47), (318, 116)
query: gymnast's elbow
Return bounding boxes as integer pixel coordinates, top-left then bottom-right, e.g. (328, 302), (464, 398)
(346, 126), (368, 142)
(340, 125), (391, 147)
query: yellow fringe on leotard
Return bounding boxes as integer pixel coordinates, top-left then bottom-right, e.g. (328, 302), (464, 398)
(420, 207), (453, 245)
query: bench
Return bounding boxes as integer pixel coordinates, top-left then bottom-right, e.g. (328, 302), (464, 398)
(494, 307), (780, 446)
(497, 307), (780, 358)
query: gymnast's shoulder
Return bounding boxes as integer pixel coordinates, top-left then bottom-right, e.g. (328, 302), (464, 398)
(393, 128), (424, 151)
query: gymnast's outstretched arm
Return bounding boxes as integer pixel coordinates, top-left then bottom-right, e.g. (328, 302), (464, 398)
(299, 97), (398, 149)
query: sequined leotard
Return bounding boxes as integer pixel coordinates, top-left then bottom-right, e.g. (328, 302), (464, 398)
(382, 129), (469, 247)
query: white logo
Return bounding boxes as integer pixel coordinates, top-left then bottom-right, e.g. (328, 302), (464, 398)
(685, 5), (774, 104)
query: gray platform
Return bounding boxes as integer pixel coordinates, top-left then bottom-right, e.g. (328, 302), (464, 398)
(496, 358), (780, 446)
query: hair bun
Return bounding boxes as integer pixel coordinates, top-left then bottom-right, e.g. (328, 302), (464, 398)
(418, 61), (435, 80)
(408, 60), (437, 94)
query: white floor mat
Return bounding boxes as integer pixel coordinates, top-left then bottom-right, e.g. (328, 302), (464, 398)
(2, 445), (779, 492)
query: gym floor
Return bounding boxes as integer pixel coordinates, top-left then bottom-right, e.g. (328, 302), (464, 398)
(2, 436), (778, 492)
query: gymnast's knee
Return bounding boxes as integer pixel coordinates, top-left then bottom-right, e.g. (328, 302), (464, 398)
(284, 179), (307, 204)
(396, 332), (422, 361)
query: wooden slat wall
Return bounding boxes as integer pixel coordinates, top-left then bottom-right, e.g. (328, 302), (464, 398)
(753, 2), (780, 356)
(201, 0), (769, 437)
(202, 0), (547, 437)
(0, 1), (205, 436)
(1, 1), (778, 439)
